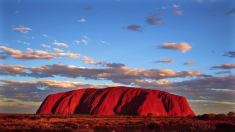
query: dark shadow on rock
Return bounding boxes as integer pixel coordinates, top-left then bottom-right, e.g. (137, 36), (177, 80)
(118, 93), (148, 115)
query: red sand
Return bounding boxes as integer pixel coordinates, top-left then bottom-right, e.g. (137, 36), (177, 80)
(36, 86), (196, 116)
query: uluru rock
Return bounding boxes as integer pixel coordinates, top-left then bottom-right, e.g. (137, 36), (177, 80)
(36, 86), (196, 116)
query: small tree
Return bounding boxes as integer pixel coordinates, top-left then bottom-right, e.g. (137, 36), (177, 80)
(227, 111), (235, 117)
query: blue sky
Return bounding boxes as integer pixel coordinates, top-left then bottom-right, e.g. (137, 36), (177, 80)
(0, 0), (235, 115)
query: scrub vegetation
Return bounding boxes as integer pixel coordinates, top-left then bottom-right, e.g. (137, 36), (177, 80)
(0, 112), (234, 132)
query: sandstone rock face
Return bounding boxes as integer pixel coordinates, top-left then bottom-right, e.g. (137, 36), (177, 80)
(36, 87), (196, 116)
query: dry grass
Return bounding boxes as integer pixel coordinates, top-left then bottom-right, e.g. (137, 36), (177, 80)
(0, 114), (234, 132)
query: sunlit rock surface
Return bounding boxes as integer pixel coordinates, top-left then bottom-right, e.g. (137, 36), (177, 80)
(36, 86), (196, 116)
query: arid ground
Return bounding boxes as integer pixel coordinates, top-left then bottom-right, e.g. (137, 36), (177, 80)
(0, 114), (234, 132)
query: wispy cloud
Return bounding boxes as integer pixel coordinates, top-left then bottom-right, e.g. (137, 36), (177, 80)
(211, 64), (235, 70)
(42, 35), (48, 37)
(120, 26), (125, 29)
(215, 71), (231, 75)
(153, 60), (174, 63)
(173, 4), (180, 8)
(82, 40), (88, 45)
(75, 40), (80, 44)
(78, 18), (86, 22)
(0, 79), (120, 102)
(41, 44), (50, 48)
(134, 74), (235, 91)
(223, 51), (235, 58)
(82, 56), (101, 66)
(23, 42), (30, 45)
(0, 63), (207, 85)
(0, 46), (81, 60)
(0, 79), (120, 90)
(146, 17), (162, 25)
(157, 42), (192, 53)
(53, 40), (68, 48)
(174, 11), (183, 15)
(13, 26), (32, 34)
(184, 62), (195, 65)
(84, 6), (93, 11)
(2, 100), (15, 102)
(0, 55), (7, 59)
(100, 41), (105, 43)
(82, 36), (91, 41)
(17, 40), (21, 43)
(53, 48), (64, 53)
(127, 25), (142, 32)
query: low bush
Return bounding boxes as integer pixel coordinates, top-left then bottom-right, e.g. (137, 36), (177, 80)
(147, 113), (153, 117)
(227, 111), (235, 118)
(174, 123), (191, 131)
(30, 116), (41, 120)
(191, 121), (216, 132)
(44, 116), (51, 121)
(200, 114), (216, 120)
(148, 122), (160, 131)
(217, 123), (235, 132)
(216, 114), (227, 119)
(93, 125), (111, 132)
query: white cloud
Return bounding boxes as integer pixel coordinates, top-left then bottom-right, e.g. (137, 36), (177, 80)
(17, 40), (21, 43)
(42, 35), (48, 37)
